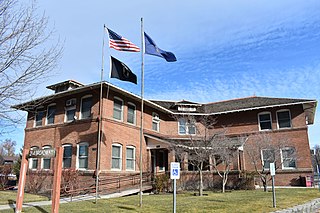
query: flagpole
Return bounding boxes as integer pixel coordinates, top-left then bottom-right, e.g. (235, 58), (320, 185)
(139, 17), (145, 207)
(95, 24), (105, 203)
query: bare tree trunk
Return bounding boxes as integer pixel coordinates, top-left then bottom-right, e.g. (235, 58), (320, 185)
(199, 169), (203, 196)
(262, 176), (267, 192)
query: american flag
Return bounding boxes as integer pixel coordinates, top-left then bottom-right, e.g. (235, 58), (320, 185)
(106, 28), (140, 52)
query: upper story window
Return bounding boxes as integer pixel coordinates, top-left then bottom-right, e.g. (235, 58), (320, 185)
(127, 103), (136, 125)
(152, 112), (160, 132)
(46, 104), (56, 125)
(63, 144), (72, 169)
(277, 110), (292, 129)
(178, 118), (196, 135)
(29, 146), (39, 170)
(65, 98), (77, 122)
(35, 108), (45, 127)
(126, 146), (135, 171)
(258, 112), (272, 131)
(281, 147), (296, 169)
(41, 145), (51, 170)
(112, 143), (122, 170)
(80, 95), (92, 119)
(113, 97), (123, 121)
(77, 142), (88, 170)
(261, 149), (275, 170)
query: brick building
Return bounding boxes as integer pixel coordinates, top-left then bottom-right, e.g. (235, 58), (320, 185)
(13, 80), (317, 189)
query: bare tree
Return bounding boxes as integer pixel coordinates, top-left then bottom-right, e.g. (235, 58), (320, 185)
(311, 145), (320, 175)
(0, 0), (62, 134)
(211, 136), (246, 193)
(0, 138), (16, 156)
(171, 115), (241, 195)
(245, 133), (296, 191)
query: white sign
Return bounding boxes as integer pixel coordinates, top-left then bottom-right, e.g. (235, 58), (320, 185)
(270, 162), (275, 176)
(170, 162), (180, 179)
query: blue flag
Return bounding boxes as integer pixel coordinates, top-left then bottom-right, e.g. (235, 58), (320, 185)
(144, 32), (177, 62)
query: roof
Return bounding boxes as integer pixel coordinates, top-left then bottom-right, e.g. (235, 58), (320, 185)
(12, 80), (317, 124)
(46, 80), (84, 90)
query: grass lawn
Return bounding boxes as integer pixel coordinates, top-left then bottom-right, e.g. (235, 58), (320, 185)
(0, 188), (319, 212)
(0, 190), (49, 205)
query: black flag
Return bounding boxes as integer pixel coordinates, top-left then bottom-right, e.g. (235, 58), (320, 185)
(110, 56), (137, 84)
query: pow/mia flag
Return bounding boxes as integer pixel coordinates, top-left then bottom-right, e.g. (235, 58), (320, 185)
(110, 56), (137, 84)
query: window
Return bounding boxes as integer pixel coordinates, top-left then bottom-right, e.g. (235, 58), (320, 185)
(63, 144), (72, 168)
(80, 95), (92, 119)
(77, 142), (88, 169)
(113, 98), (123, 121)
(277, 110), (292, 129)
(261, 149), (275, 169)
(127, 103), (136, 124)
(35, 109), (44, 127)
(281, 147), (296, 169)
(65, 98), (76, 122)
(178, 118), (196, 135)
(29, 146), (39, 170)
(158, 150), (166, 171)
(112, 144), (122, 170)
(126, 146), (135, 171)
(46, 104), (56, 125)
(42, 146), (51, 170)
(258, 112), (272, 130)
(152, 113), (160, 131)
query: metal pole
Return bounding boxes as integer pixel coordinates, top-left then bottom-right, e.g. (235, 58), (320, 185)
(272, 176), (276, 208)
(139, 17), (145, 207)
(173, 179), (176, 213)
(95, 25), (105, 203)
(317, 164), (320, 192)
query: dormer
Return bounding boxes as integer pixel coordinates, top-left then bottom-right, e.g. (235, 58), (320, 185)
(174, 100), (201, 112)
(46, 80), (84, 94)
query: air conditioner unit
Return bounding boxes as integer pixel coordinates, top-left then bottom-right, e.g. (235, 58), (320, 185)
(66, 99), (76, 107)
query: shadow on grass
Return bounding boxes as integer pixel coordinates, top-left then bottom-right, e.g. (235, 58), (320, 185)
(8, 199), (48, 213)
(117, 205), (136, 211)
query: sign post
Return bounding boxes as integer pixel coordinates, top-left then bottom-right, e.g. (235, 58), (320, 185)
(170, 162), (180, 213)
(15, 148), (29, 213)
(270, 162), (276, 208)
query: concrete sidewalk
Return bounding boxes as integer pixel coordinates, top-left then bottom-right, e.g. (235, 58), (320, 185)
(0, 186), (151, 211)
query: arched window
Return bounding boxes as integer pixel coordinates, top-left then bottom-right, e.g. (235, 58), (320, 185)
(62, 144), (72, 169)
(126, 146), (135, 171)
(80, 95), (92, 119)
(113, 97), (123, 121)
(127, 102), (136, 125)
(29, 146), (39, 170)
(112, 143), (122, 170)
(77, 142), (88, 169)
(41, 145), (51, 170)
(46, 104), (56, 125)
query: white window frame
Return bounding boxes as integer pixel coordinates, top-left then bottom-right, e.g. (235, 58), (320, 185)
(178, 118), (196, 135)
(281, 147), (296, 169)
(62, 144), (72, 169)
(258, 112), (272, 131)
(34, 107), (45, 127)
(127, 102), (136, 125)
(113, 97), (123, 121)
(111, 143), (122, 171)
(126, 146), (136, 171)
(276, 109), (292, 129)
(29, 146), (39, 170)
(261, 149), (275, 170)
(158, 150), (165, 171)
(65, 98), (77, 122)
(46, 104), (56, 125)
(76, 142), (89, 170)
(41, 145), (51, 170)
(152, 112), (160, 132)
(80, 95), (92, 120)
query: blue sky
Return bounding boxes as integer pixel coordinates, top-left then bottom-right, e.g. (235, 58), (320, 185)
(7, 0), (320, 150)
